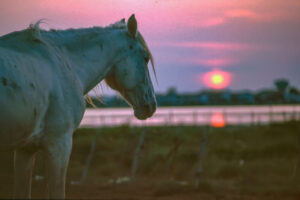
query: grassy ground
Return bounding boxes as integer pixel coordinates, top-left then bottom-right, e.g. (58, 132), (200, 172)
(0, 122), (300, 199)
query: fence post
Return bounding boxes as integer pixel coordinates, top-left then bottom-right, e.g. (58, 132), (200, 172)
(251, 111), (255, 126)
(292, 129), (300, 181)
(283, 111), (287, 122)
(195, 126), (209, 189)
(130, 129), (147, 181)
(193, 111), (198, 125)
(168, 111), (173, 125)
(79, 130), (100, 184)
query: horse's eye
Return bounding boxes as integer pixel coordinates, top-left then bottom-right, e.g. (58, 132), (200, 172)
(144, 56), (149, 63)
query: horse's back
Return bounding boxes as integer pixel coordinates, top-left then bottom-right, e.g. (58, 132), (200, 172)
(0, 47), (51, 148)
(0, 39), (85, 149)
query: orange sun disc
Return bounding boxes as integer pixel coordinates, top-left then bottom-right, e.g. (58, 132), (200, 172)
(202, 70), (231, 89)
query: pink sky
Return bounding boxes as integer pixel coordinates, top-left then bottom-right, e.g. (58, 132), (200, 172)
(1, 0), (300, 92)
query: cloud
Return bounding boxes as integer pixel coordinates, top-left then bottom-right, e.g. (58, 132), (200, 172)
(225, 9), (262, 20)
(172, 57), (237, 68)
(223, 7), (299, 23)
(153, 41), (251, 51)
(191, 58), (235, 67)
(151, 40), (255, 70)
(198, 17), (226, 28)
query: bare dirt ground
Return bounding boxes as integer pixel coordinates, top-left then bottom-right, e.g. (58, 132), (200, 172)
(0, 174), (299, 200)
(63, 182), (299, 200)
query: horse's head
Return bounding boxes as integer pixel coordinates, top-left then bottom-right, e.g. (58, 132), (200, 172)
(105, 15), (156, 120)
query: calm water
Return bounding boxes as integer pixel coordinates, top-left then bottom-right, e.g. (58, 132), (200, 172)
(80, 105), (300, 127)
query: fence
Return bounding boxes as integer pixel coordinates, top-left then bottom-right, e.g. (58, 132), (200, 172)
(75, 105), (300, 187)
(80, 105), (300, 127)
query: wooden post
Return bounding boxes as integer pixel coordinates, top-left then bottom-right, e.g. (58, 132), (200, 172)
(149, 136), (182, 177)
(251, 112), (255, 126)
(130, 129), (147, 181)
(292, 106), (296, 121)
(292, 130), (300, 181)
(168, 111), (173, 125)
(223, 111), (228, 127)
(270, 107), (273, 124)
(195, 126), (209, 189)
(292, 158), (299, 180)
(79, 130), (100, 184)
(193, 111), (198, 125)
(282, 111), (287, 122)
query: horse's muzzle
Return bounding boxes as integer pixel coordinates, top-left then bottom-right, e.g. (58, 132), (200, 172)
(134, 102), (156, 120)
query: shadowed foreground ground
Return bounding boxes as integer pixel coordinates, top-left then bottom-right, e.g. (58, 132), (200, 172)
(0, 122), (299, 199)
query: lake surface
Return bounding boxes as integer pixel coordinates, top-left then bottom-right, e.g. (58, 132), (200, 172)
(80, 105), (300, 127)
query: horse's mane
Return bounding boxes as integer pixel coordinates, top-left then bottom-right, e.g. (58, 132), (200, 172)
(27, 20), (156, 80)
(137, 33), (157, 82)
(28, 19), (45, 42)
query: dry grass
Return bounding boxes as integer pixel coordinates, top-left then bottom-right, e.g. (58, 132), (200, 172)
(0, 122), (299, 199)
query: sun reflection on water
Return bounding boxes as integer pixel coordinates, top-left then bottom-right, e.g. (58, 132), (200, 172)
(210, 112), (226, 127)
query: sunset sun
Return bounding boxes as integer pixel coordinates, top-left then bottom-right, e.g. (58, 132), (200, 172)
(202, 70), (231, 89)
(212, 74), (224, 85)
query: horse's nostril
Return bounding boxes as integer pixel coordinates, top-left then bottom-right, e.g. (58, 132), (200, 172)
(143, 102), (156, 116)
(143, 104), (151, 113)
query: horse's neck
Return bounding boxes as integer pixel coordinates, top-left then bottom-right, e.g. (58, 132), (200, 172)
(50, 28), (121, 94)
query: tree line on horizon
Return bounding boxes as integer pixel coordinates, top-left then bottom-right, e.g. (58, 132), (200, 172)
(87, 79), (300, 108)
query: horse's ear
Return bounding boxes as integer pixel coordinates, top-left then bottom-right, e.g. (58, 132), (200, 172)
(127, 14), (137, 38)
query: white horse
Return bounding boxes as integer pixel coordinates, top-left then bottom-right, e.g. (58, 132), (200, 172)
(0, 14), (156, 198)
